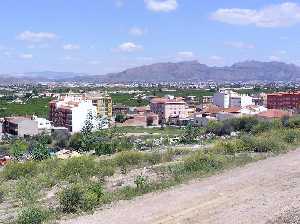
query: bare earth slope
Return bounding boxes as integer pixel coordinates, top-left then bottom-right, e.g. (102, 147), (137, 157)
(61, 150), (300, 224)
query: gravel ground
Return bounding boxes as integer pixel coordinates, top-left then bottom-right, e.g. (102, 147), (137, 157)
(61, 149), (300, 224)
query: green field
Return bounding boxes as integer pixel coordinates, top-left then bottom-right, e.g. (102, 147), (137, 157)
(0, 97), (51, 118)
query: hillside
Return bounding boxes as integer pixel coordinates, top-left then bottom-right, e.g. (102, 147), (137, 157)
(102, 60), (300, 82)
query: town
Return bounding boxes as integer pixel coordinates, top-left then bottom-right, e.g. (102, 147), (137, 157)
(2, 0), (300, 223)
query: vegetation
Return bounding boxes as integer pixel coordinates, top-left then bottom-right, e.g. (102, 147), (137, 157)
(2, 113), (300, 223)
(0, 97), (51, 117)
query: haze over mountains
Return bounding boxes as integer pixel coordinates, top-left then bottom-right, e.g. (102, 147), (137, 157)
(1, 60), (300, 83)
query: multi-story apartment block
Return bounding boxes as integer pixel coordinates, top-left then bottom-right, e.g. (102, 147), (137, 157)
(267, 91), (300, 109)
(87, 93), (113, 118)
(49, 96), (97, 133)
(213, 90), (253, 108)
(150, 96), (188, 124)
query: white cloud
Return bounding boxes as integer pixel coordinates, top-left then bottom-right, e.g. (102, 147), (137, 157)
(177, 51), (195, 59)
(129, 27), (147, 36)
(63, 44), (80, 50)
(19, 54), (33, 59)
(17, 31), (57, 42)
(145, 0), (178, 12)
(115, 42), (143, 52)
(211, 2), (300, 28)
(225, 41), (255, 49)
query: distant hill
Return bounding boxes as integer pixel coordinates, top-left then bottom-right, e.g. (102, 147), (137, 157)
(100, 60), (300, 82)
(1, 60), (300, 84)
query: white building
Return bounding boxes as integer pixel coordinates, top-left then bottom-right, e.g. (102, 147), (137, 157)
(49, 96), (107, 133)
(213, 90), (253, 108)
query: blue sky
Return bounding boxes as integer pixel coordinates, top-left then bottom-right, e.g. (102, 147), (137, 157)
(0, 0), (300, 75)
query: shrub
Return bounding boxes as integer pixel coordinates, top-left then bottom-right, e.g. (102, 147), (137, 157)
(114, 151), (144, 168)
(31, 141), (50, 161)
(87, 182), (104, 200)
(81, 191), (98, 211)
(2, 161), (37, 180)
(283, 130), (300, 144)
(0, 190), (4, 203)
(69, 133), (82, 150)
(94, 141), (116, 156)
(134, 175), (148, 189)
(184, 152), (225, 173)
(55, 156), (115, 182)
(16, 207), (48, 224)
(55, 156), (99, 181)
(9, 139), (28, 160)
(59, 185), (83, 213)
(16, 178), (41, 205)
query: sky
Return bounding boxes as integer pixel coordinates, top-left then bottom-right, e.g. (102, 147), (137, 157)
(0, 0), (300, 75)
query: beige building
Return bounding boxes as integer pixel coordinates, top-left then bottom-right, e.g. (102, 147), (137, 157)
(150, 96), (188, 124)
(89, 94), (113, 119)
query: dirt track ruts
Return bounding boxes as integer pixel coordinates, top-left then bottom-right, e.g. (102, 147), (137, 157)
(61, 149), (300, 224)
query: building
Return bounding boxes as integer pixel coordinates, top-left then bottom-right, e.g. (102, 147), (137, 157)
(49, 96), (98, 133)
(3, 116), (39, 137)
(213, 90), (253, 109)
(150, 96), (188, 124)
(118, 112), (159, 127)
(267, 91), (300, 110)
(202, 96), (213, 105)
(113, 104), (129, 116)
(86, 93), (113, 119)
(256, 109), (291, 121)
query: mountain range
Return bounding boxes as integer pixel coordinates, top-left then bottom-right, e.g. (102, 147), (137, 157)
(1, 60), (300, 84)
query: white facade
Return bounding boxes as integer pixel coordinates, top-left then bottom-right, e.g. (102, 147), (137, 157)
(213, 90), (253, 108)
(213, 91), (230, 108)
(193, 113), (216, 127)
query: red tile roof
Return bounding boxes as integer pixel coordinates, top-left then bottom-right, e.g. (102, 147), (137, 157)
(257, 109), (290, 119)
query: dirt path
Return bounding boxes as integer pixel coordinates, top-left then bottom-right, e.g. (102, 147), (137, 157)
(61, 150), (300, 224)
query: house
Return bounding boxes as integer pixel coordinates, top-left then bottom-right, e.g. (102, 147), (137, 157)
(213, 90), (253, 108)
(118, 112), (159, 127)
(150, 96), (188, 124)
(193, 112), (217, 127)
(3, 116), (39, 137)
(256, 109), (291, 121)
(49, 96), (99, 133)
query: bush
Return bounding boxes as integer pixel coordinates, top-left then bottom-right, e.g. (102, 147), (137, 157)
(55, 156), (115, 181)
(69, 133), (82, 150)
(9, 139), (28, 160)
(114, 151), (145, 168)
(134, 175), (148, 189)
(16, 207), (48, 224)
(59, 182), (104, 213)
(16, 178), (41, 205)
(283, 130), (300, 144)
(94, 141), (116, 155)
(31, 141), (50, 161)
(0, 190), (4, 203)
(81, 191), (98, 211)
(184, 152), (225, 173)
(59, 185), (83, 213)
(2, 161), (37, 180)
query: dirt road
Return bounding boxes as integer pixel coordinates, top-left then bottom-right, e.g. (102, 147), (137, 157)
(61, 150), (300, 224)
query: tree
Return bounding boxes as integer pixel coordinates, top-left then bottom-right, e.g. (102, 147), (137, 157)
(181, 124), (199, 143)
(10, 140), (28, 160)
(81, 111), (94, 135)
(115, 113), (126, 123)
(31, 141), (50, 161)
